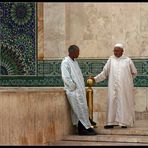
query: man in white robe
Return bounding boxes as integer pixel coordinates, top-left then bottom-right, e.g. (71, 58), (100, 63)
(61, 45), (97, 135)
(91, 43), (137, 128)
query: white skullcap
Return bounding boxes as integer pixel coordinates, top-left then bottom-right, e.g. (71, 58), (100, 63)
(114, 43), (124, 49)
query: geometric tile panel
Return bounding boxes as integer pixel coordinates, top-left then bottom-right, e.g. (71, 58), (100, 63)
(133, 59), (148, 76)
(0, 2), (37, 75)
(0, 76), (63, 87)
(38, 60), (62, 76)
(0, 59), (147, 87)
(0, 2), (147, 87)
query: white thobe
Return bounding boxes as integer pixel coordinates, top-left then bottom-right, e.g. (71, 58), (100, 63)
(61, 56), (91, 129)
(94, 55), (137, 127)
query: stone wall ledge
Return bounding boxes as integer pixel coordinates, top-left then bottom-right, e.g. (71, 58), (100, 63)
(0, 87), (65, 92)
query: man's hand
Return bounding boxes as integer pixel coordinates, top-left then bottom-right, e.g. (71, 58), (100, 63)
(88, 76), (95, 84)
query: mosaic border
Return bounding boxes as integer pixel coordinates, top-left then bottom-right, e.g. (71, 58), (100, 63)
(0, 59), (147, 87)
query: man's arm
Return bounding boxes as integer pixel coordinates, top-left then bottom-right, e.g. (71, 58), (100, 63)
(93, 58), (111, 83)
(61, 61), (76, 91)
(130, 59), (137, 78)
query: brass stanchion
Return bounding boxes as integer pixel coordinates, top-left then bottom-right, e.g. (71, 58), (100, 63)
(86, 77), (97, 128)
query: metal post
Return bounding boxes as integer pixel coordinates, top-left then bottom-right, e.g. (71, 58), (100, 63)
(86, 80), (93, 120)
(86, 77), (97, 127)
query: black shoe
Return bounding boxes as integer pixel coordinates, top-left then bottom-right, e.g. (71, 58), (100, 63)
(121, 126), (127, 128)
(104, 125), (114, 129)
(78, 130), (89, 135)
(78, 121), (97, 135)
(79, 129), (97, 136)
(89, 118), (97, 126)
(87, 128), (97, 135)
(78, 129), (91, 135)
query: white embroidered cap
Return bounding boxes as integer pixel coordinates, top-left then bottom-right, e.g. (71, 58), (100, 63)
(114, 43), (124, 49)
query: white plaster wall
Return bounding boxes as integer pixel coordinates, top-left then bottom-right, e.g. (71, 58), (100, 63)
(43, 2), (148, 59)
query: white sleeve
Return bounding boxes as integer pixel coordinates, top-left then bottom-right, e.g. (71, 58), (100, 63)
(94, 58), (110, 83)
(129, 59), (137, 79)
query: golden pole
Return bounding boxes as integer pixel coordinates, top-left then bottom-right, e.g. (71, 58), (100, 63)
(86, 79), (93, 120)
(86, 77), (97, 127)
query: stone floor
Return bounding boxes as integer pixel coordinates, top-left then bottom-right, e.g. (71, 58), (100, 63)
(49, 120), (148, 146)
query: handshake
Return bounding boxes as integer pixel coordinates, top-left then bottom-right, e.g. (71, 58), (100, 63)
(87, 76), (95, 87)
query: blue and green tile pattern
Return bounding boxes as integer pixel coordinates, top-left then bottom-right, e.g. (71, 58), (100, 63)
(0, 59), (147, 87)
(0, 2), (37, 76)
(0, 2), (147, 87)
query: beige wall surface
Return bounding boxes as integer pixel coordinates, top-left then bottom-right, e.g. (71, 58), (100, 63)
(0, 88), (73, 145)
(40, 2), (148, 59)
(0, 87), (147, 144)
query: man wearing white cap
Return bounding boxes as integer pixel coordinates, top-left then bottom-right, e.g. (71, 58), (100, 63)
(91, 43), (137, 128)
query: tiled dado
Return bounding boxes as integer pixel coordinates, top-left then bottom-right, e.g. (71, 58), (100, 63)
(0, 2), (37, 76)
(0, 59), (147, 87)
